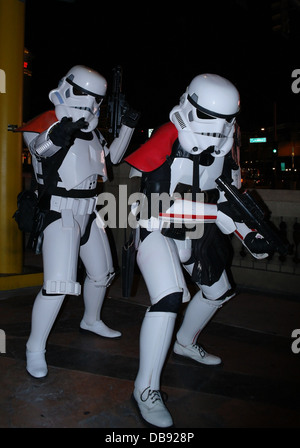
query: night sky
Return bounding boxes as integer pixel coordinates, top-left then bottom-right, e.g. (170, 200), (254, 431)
(24, 0), (300, 132)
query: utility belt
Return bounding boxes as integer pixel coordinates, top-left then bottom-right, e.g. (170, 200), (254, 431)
(50, 195), (97, 215)
(37, 184), (98, 216)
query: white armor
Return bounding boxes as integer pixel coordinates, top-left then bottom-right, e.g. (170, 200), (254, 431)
(126, 74), (271, 428)
(24, 65), (137, 379)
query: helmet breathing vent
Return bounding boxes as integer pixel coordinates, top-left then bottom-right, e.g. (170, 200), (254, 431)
(174, 112), (186, 129)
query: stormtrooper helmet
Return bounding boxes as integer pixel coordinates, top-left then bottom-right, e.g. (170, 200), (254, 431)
(169, 74), (240, 156)
(49, 65), (107, 132)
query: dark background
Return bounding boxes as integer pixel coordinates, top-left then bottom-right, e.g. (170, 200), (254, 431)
(24, 0), (300, 132)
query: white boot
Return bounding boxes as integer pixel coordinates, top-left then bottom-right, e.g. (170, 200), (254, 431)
(26, 350), (47, 378)
(79, 319), (121, 338)
(173, 341), (221, 365)
(133, 310), (176, 428)
(174, 290), (222, 365)
(26, 289), (65, 378)
(80, 276), (121, 338)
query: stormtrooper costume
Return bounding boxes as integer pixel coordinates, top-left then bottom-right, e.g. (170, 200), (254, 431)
(23, 65), (137, 378)
(125, 74), (273, 427)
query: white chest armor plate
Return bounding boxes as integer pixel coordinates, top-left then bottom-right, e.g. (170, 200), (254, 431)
(58, 132), (107, 191)
(169, 157), (224, 196)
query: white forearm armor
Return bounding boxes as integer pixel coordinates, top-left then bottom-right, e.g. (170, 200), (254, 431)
(28, 122), (61, 158)
(107, 124), (135, 164)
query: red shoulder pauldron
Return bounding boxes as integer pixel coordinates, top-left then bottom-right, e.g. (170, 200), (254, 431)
(125, 122), (178, 172)
(16, 110), (57, 133)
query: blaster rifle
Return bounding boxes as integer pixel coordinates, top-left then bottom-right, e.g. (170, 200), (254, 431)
(216, 175), (289, 256)
(108, 66), (128, 138)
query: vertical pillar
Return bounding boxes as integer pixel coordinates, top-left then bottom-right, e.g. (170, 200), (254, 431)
(0, 0), (25, 273)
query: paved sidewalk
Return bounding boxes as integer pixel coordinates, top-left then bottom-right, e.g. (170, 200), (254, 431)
(0, 274), (299, 428)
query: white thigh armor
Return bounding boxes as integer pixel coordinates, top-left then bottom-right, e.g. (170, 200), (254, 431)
(137, 231), (190, 305)
(42, 214), (83, 295)
(42, 211), (114, 295)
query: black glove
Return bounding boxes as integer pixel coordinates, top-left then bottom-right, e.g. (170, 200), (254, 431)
(121, 107), (140, 128)
(49, 117), (88, 147)
(244, 232), (274, 254)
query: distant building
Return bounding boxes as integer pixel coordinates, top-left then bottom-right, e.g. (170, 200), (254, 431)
(241, 122), (300, 190)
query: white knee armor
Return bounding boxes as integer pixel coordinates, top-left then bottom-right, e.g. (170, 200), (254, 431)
(137, 230), (190, 305)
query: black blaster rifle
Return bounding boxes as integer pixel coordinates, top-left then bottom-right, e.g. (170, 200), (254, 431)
(107, 65), (129, 138)
(216, 175), (289, 256)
